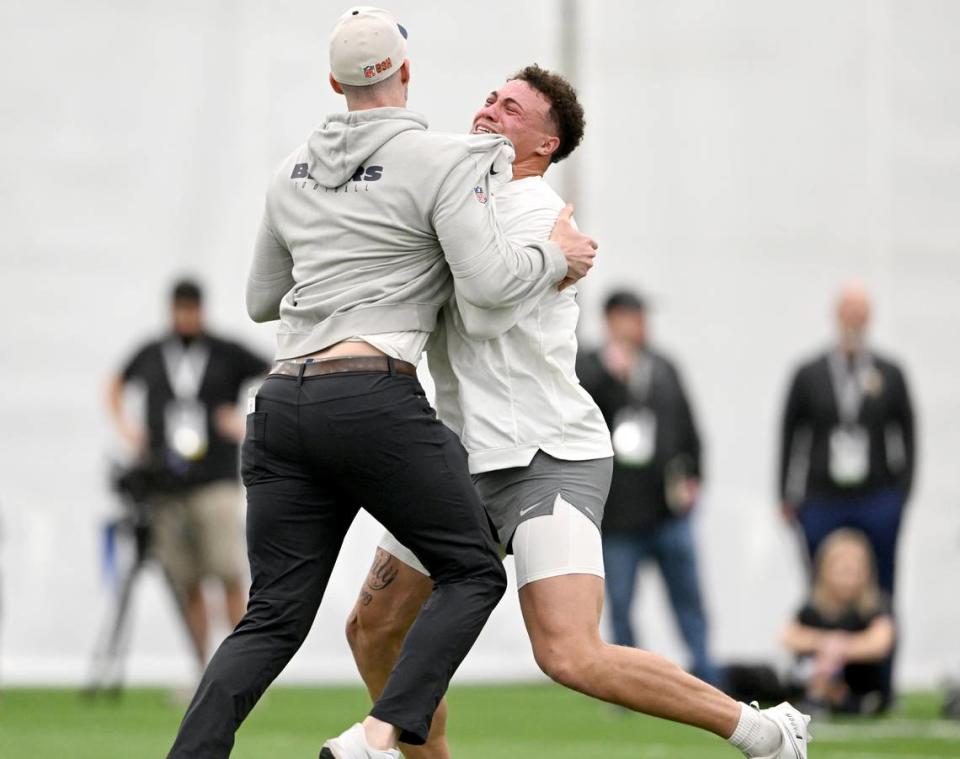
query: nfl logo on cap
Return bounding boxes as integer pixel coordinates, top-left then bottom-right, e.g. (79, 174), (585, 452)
(330, 7), (409, 87)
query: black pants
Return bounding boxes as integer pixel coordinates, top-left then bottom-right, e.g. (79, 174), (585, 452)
(167, 369), (507, 757)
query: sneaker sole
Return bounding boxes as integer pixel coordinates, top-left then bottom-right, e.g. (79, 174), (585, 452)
(318, 749), (335, 759)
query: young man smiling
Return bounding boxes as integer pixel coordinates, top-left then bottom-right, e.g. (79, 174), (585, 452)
(345, 65), (813, 759)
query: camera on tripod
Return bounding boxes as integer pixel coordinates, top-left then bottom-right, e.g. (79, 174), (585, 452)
(107, 462), (165, 563)
(110, 459), (183, 503)
(106, 459), (187, 559)
(85, 461), (192, 696)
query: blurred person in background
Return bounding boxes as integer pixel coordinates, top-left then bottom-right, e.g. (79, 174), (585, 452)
(782, 529), (895, 715)
(107, 278), (268, 671)
(779, 282), (916, 597)
(577, 291), (723, 689)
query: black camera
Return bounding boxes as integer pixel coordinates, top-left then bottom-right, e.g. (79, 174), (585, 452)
(109, 460), (178, 504)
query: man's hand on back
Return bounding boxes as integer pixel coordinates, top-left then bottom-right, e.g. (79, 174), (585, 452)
(550, 204), (597, 290)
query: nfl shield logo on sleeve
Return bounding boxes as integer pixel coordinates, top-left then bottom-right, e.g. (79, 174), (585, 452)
(473, 185), (488, 204)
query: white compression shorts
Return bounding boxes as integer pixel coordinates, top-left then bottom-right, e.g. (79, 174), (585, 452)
(378, 494), (605, 589)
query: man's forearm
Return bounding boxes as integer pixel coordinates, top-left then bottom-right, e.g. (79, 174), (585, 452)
(247, 216), (294, 322)
(450, 239), (566, 309)
(842, 618), (895, 663)
(434, 151), (567, 309)
(781, 623), (824, 655)
(107, 375), (143, 450)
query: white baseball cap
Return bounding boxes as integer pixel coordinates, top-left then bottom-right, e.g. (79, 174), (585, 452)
(329, 7), (408, 87)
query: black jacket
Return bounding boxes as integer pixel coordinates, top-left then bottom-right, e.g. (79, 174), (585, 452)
(779, 349), (915, 503)
(577, 347), (701, 531)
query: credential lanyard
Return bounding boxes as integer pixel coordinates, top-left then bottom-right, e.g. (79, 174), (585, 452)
(828, 350), (872, 426)
(626, 352), (655, 406)
(162, 339), (211, 401)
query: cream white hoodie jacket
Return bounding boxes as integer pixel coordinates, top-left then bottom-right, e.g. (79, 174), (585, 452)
(246, 108), (566, 359)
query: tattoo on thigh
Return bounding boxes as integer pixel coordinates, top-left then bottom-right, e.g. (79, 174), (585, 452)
(366, 549), (399, 594)
(360, 590), (374, 607)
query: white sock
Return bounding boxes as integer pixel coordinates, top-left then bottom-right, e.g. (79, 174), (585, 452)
(727, 702), (783, 757)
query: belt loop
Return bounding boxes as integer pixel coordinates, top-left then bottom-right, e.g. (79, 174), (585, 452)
(297, 361), (307, 386)
(387, 356), (396, 376)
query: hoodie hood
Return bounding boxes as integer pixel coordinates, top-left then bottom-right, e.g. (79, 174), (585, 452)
(307, 107), (428, 188)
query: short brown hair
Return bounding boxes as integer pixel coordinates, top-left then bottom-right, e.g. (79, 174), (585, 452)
(510, 64), (585, 164)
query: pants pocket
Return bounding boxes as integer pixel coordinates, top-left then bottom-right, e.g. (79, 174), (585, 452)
(241, 412), (267, 487)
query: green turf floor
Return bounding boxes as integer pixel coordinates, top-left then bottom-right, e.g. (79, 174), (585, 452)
(2, 685), (959, 758)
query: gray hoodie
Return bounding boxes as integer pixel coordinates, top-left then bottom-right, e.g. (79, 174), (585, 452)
(247, 107), (567, 360)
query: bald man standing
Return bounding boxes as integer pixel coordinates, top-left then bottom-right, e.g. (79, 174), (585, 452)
(779, 283), (916, 597)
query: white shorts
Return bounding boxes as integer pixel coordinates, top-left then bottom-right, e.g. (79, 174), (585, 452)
(378, 494), (604, 589)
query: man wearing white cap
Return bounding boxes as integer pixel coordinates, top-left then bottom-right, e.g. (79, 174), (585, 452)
(165, 7), (598, 759)
(342, 63), (813, 759)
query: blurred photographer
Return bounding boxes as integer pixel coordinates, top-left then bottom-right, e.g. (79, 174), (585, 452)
(106, 279), (268, 669)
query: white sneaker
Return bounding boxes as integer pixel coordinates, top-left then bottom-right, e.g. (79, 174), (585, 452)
(754, 702), (812, 759)
(319, 723), (400, 759)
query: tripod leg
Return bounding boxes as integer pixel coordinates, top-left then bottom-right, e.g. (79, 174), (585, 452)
(85, 555), (143, 696)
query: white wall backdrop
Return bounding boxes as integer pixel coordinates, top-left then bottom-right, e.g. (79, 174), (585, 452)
(1, 0), (958, 688)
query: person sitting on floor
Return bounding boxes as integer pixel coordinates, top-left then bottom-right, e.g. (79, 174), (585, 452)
(782, 528), (896, 715)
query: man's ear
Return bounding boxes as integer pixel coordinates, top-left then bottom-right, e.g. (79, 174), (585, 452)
(329, 73), (344, 95)
(536, 134), (561, 159)
(400, 58), (411, 84)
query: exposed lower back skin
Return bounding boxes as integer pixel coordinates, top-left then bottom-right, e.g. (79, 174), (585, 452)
(295, 340), (388, 361)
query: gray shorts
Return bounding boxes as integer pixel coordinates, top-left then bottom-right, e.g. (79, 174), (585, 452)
(473, 450), (613, 552)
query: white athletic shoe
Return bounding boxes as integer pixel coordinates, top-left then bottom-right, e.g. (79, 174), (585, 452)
(319, 723), (400, 759)
(753, 701), (812, 759)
